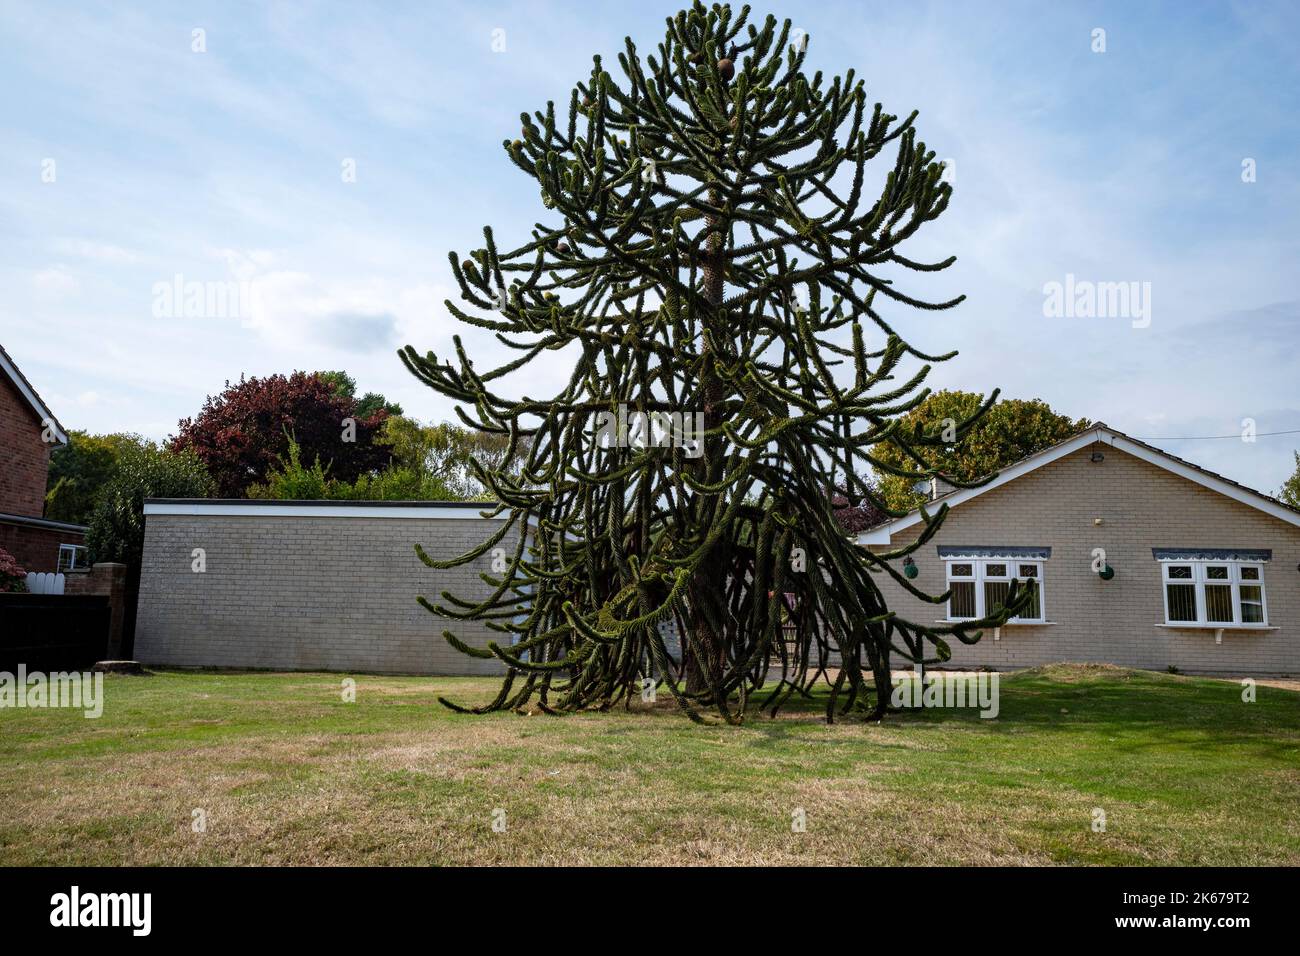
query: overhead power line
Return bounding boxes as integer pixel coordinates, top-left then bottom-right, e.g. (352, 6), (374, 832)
(1132, 428), (1300, 441)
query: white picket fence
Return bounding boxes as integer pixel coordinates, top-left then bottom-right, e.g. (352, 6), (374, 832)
(25, 571), (66, 595)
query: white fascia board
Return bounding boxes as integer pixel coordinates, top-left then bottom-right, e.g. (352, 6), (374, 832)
(0, 350), (68, 445)
(143, 501), (508, 520)
(857, 526), (897, 546)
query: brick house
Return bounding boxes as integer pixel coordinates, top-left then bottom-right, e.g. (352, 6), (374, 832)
(0, 343), (88, 573)
(859, 425), (1300, 675)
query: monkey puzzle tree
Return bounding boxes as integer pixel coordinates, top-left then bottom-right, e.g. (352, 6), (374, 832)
(400, 1), (1030, 723)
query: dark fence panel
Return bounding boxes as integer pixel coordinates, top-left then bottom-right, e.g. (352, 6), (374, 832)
(0, 594), (110, 671)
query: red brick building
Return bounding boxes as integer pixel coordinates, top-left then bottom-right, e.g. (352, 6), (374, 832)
(0, 344), (87, 573)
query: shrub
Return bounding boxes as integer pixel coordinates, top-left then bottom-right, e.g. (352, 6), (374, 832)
(247, 437), (456, 501)
(0, 547), (29, 592)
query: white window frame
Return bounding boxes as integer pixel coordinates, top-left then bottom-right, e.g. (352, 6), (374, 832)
(944, 557), (1046, 624)
(1159, 558), (1268, 627)
(58, 543), (88, 572)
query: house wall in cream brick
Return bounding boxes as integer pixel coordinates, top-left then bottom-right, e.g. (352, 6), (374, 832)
(871, 444), (1300, 675)
(135, 512), (518, 675)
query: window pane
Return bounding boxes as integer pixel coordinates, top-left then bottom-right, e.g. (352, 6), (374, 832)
(1240, 585), (1263, 623)
(1240, 566), (1260, 581)
(984, 580), (1010, 613)
(1206, 565), (1229, 580)
(1204, 584), (1233, 622)
(985, 563), (1007, 578)
(1166, 584), (1197, 621)
(949, 582), (976, 618)
(1018, 563), (1038, 578)
(1015, 582), (1042, 621)
(1167, 565), (1192, 580)
(950, 563), (973, 578)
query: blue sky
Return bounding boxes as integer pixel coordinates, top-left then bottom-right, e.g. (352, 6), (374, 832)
(1, 0), (1297, 493)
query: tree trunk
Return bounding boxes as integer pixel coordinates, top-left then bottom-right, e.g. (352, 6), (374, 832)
(685, 187), (727, 698)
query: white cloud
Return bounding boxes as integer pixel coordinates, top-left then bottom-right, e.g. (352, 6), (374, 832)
(32, 267), (79, 297)
(234, 266), (449, 355)
(51, 239), (144, 264)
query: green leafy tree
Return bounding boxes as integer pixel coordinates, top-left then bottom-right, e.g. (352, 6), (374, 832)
(45, 431), (148, 525)
(399, 2), (1031, 722)
(1279, 452), (1300, 508)
(86, 443), (214, 567)
(318, 369), (404, 419)
(381, 417), (531, 500)
(874, 391), (1091, 512)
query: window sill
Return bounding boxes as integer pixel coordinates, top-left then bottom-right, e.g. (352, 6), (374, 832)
(1156, 623), (1277, 645)
(938, 620), (1057, 626)
(939, 620), (1056, 641)
(1155, 623), (1276, 630)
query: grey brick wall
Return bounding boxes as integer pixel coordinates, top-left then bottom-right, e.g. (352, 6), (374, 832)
(135, 512), (519, 675)
(871, 445), (1300, 675)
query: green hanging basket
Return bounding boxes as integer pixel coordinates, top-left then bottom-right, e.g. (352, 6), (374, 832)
(1098, 564), (1115, 581)
(903, 558), (919, 579)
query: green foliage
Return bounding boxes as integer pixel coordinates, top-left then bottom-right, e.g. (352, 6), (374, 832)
(1279, 452), (1300, 509)
(317, 369), (356, 397)
(350, 466), (452, 501)
(874, 391), (1091, 512)
(86, 443), (214, 566)
(245, 437), (334, 500)
(381, 417), (529, 500)
(318, 369), (403, 418)
(44, 431), (149, 525)
(247, 436), (455, 501)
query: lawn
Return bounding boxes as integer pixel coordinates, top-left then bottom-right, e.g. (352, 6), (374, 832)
(1, 663), (1297, 866)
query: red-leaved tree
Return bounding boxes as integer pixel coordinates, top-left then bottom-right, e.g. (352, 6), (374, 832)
(830, 488), (889, 535)
(171, 372), (391, 498)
